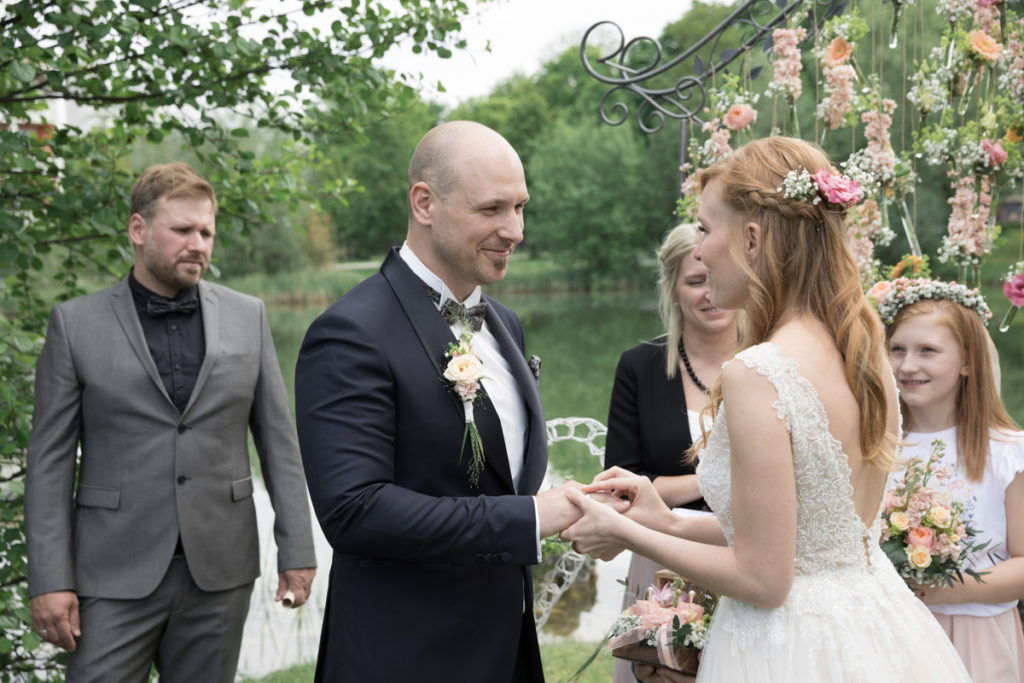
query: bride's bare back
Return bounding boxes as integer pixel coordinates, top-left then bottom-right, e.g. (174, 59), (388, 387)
(770, 316), (897, 529)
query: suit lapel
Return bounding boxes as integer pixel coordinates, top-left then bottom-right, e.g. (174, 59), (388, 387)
(182, 281), (218, 417)
(381, 250), (516, 491)
(109, 278), (175, 409)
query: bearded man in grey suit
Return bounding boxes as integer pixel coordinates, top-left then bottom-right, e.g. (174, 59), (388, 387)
(25, 162), (317, 682)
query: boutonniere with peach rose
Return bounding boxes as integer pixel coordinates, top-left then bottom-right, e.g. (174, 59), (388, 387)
(443, 331), (487, 487)
(880, 439), (991, 587)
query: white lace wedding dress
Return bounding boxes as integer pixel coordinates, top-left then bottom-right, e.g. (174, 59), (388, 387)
(694, 344), (970, 682)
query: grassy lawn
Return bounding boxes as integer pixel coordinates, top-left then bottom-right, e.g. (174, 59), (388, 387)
(240, 640), (614, 682)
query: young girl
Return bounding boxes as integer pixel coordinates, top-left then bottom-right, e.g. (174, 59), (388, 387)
(877, 277), (1024, 682)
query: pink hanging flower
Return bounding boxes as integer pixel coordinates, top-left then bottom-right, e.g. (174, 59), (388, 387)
(769, 27), (808, 100)
(980, 138), (1007, 168)
(943, 174), (988, 262)
(819, 64), (856, 130)
(1004, 272), (1024, 306)
(861, 99), (898, 182)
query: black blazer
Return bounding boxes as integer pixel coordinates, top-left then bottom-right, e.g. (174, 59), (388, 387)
(295, 249), (547, 682)
(605, 337), (707, 510)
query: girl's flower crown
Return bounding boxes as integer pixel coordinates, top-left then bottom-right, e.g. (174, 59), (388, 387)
(777, 167), (865, 210)
(866, 277), (992, 326)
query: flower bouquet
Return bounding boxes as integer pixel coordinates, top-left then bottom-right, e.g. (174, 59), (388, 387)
(880, 439), (990, 587)
(608, 571), (717, 675)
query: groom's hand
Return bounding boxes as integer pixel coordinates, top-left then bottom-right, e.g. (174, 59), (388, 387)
(536, 482), (585, 538)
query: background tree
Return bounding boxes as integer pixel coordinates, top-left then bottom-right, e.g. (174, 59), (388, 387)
(313, 98), (444, 259)
(527, 119), (677, 283)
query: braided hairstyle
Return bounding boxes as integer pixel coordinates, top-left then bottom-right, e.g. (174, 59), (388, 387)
(696, 136), (896, 469)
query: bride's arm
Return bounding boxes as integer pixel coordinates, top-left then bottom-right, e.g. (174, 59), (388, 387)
(583, 467), (726, 545)
(566, 362), (797, 608)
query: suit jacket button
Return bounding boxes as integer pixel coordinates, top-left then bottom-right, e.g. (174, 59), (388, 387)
(499, 552), (511, 564)
(475, 553), (486, 564)
(176, 475), (188, 485)
(177, 424), (187, 434)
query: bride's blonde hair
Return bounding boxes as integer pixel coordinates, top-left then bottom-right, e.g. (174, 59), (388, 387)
(690, 137), (896, 469)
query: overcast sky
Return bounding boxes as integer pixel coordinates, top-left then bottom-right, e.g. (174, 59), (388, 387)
(381, 0), (692, 107)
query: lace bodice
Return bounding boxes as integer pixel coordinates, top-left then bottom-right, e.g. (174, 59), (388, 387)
(696, 343), (878, 575)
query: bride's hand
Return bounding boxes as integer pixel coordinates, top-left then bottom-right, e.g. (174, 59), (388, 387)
(559, 487), (630, 561)
(583, 467), (671, 529)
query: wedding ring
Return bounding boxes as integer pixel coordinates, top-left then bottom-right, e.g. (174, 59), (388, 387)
(37, 628), (47, 634)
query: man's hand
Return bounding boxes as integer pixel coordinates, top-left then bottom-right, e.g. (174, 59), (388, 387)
(276, 567), (316, 608)
(30, 590), (80, 652)
(536, 481), (586, 538)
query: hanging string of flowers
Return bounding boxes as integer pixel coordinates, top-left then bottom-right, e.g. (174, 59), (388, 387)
(816, 13), (869, 138)
(767, 25), (807, 135)
(668, 0), (1023, 329)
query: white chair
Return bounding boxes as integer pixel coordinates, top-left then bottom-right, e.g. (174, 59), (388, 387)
(533, 417), (607, 630)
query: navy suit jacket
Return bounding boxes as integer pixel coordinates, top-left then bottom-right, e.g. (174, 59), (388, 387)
(295, 249), (547, 682)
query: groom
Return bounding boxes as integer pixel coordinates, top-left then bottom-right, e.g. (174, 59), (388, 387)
(295, 121), (580, 682)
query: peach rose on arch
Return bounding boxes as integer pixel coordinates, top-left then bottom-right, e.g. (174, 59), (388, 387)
(969, 29), (1003, 62)
(823, 37), (853, 66)
(723, 104), (755, 131)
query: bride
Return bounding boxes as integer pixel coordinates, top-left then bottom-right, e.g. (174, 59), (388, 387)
(561, 137), (970, 682)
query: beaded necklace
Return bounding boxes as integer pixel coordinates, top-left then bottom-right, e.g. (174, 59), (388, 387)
(677, 337), (709, 394)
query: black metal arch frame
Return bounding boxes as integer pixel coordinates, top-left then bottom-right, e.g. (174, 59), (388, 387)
(579, 0), (848, 173)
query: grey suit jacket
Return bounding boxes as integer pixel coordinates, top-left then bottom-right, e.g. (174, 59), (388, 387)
(25, 277), (316, 600)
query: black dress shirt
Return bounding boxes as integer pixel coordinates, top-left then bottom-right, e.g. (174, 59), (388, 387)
(128, 270), (205, 414)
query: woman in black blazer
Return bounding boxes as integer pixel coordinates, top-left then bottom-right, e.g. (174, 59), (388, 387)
(605, 223), (739, 683)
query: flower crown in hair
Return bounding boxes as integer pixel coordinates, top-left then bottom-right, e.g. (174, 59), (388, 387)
(778, 167), (865, 210)
(866, 277), (992, 326)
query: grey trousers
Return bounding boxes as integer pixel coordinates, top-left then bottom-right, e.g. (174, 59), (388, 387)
(66, 556), (253, 683)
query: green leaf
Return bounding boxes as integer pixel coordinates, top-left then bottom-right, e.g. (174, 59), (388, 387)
(22, 631), (42, 651)
(7, 61), (36, 83)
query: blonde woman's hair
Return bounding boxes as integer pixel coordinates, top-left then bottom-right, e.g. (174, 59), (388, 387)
(656, 223), (701, 378)
(692, 136), (896, 469)
(888, 299), (1019, 481)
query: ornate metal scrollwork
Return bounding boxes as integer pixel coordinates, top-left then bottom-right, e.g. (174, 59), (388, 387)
(580, 0), (848, 168)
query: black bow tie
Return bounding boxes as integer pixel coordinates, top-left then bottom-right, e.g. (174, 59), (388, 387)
(147, 295), (199, 318)
(424, 285), (487, 332)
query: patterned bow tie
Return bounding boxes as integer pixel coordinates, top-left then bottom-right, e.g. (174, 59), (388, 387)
(147, 295), (199, 317)
(424, 285), (487, 332)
